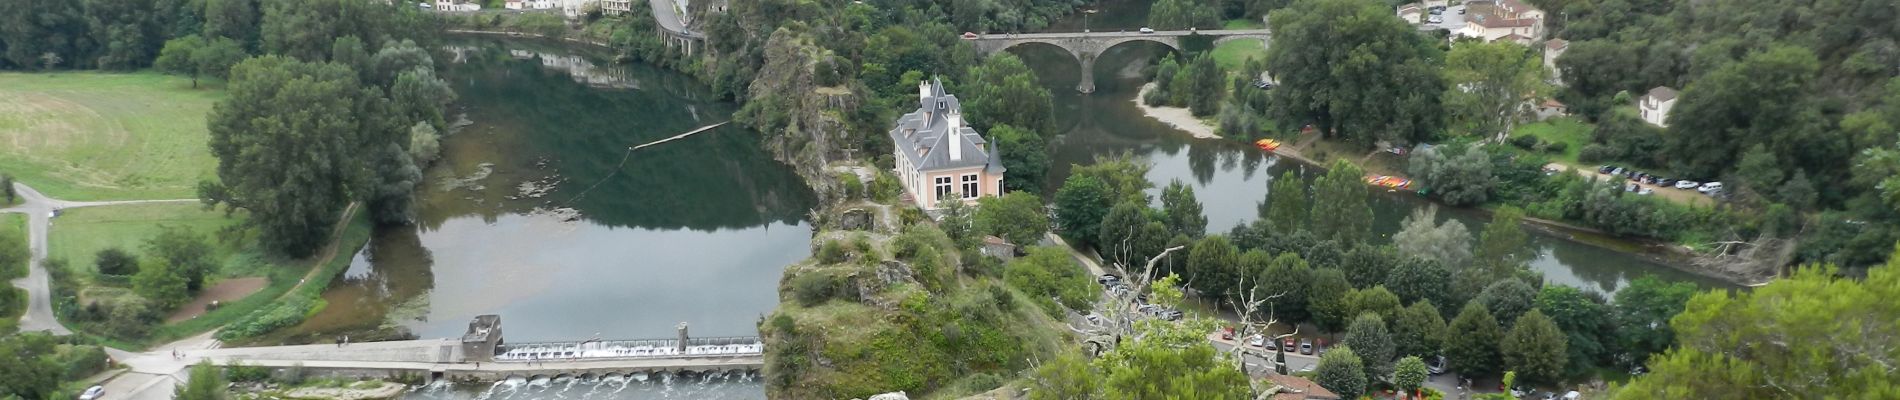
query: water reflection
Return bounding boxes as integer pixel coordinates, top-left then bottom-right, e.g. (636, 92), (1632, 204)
(271, 39), (814, 364)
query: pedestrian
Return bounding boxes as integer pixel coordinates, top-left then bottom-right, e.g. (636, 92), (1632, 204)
(343, 335), (349, 346)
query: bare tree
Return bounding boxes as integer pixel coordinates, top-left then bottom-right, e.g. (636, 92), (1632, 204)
(1225, 272), (1296, 375)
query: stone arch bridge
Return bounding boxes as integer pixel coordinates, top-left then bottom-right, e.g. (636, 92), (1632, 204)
(968, 29), (1272, 93)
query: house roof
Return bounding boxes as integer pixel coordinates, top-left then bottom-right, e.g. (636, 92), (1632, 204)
(1397, 3), (1421, 13)
(1265, 375), (1341, 400)
(1469, 13), (1539, 28)
(890, 77), (994, 172)
(1545, 38), (1568, 50)
(1646, 86), (1679, 102)
(1542, 98), (1567, 108)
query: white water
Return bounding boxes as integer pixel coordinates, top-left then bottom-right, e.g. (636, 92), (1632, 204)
(405, 371), (763, 400)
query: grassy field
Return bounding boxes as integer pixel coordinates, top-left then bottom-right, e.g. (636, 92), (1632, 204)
(1210, 38), (1268, 71)
(47, 203), (244, 277)
(0, 72), (222, 201)
(1223, 18), (1267, 29)
(1513, 117), (1593, 165)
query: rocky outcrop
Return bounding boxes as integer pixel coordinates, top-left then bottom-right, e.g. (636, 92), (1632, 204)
(735, 26), (867, 206)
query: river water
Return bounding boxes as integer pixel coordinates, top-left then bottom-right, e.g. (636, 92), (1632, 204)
(270, 12), (1718, 397)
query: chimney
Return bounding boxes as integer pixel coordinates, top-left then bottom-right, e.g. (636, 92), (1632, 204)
(948, 112), (964, 161)
(919, 79), (932, 104)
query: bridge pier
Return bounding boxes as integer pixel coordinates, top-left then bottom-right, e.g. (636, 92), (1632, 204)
(1077, 55), (1096, 93)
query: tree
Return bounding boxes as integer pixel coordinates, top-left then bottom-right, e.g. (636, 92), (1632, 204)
(1343, 312), (1396, 380)
(133, 259), (189, 309)
(1055, 174), (1113, 247)
(94, 247), (139, 276)
(1613, 260), (1900, 398)
(975, 192), (1049, 247)
(1258, 252), (1312, 322)
(938, 197), (978, 249)
(1501, 309), (1568, 385)
(1535, 285), (1613, 376)
(1472, 206), (1530, 282)
(1391, 300), (1447, 358)
(2, 173), (14, 203)
(1307, 268), (1353, 332)
(1612, 276), (1697, 366)
(1663, 46), (1827, 179)
(1266, 0), (1444, 145)
(370, 39), (434, 86)
(1099, 339), (1254, 399)
(1027, 352), (1098, 400)
(1186, 235), (1241, 300)
(142, 227), (215, 292)
(201, 0), (257, 46)
(1346, 286), (1401, 321)
(1391, 206), (1472, 267)
(964, 54), (1055, 135)
(1071, 153), (1154, 205)
(1160, 180), (1208, 237)
(201, 56), (384, 257)
(0, 333), (62, 399)
(1443, 42), (1552, 139)
(1447, 301), (1504, 378)
(1407, 145), (1493, 206)
(175, 360), (226, 400)
(1311, 160), (1372, 245)
(408, 122), (441, 165)
(1383, 258), (1451, 311)
(1477, 279), (1537, 326)
(1261, 170), (1308, 233)
(1099, 201), (1166, 268)
(1339, 244), (1395, 288)
(155, 35), (247, 88)
(1394, 355), (1429, 394)
(1150, 0), (1220, 30)
(1315, 345), (1367, 399)
(388, 67), (455, 133)
(990, 124), (1049, 193)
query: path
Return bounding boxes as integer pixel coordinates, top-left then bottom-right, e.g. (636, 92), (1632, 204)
(1, 183), (199, 334)
(1044, 232), (1108, 277)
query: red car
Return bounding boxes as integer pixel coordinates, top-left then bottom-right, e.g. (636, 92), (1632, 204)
(1220, 327), (1235, 340)
(961, 32), (979, 39)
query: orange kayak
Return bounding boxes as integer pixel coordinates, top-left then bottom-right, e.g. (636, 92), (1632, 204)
(1254, 138), (1282, 151)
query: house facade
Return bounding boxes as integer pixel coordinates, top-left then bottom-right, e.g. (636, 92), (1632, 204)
(1544, 38), (1568, 84)
(1458, 0), (1544, 43)
(1638, 86), (1678, 127)
(890, 78), (1006, 211)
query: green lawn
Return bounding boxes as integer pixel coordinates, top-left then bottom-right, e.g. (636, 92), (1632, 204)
(0, 72), (222, 201)
(47, 203), (244, 277)
(1211, 38), (1268, 71)
(1223, 19), (1267, 29)
(1512, 117), (1593, 165)
(3, 213), (24, 280)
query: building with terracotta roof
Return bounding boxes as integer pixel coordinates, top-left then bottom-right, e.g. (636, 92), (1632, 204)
(1458, 0), (1545, 43)
(1263, 375), (1342, 400)
(1638, 86), (1679, 127)
(890, 77), (1006, 210)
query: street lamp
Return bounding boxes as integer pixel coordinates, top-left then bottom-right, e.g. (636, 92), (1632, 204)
(1084, 8), (1097, 33)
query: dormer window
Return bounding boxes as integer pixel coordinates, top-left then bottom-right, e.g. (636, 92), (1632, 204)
(938, 100), (946, 110)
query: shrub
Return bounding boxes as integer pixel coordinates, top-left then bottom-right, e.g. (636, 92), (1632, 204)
(789, 272), (839, 306)
(1510, 135), (1541, 150)
(226, 361), (272, 382)
(1543, 141), (1568, 154)
(836, 172), (863, 200)
(1576, 144), (1617, 163)
(95, 248), (138, 277)
(816, 240), (850, 264)
(870, 172), (902, 204)
(56, 345), (109, 380)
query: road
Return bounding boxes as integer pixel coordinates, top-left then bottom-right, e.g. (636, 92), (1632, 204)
(646, 0), (702, 38)
(967, 28), (1272, 40)
(2, 183), (199, 335)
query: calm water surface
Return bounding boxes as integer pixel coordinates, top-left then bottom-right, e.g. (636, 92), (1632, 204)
(270, 39), (813, 399)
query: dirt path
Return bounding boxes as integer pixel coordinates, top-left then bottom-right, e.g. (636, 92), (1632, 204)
(164, 277), (268, 323)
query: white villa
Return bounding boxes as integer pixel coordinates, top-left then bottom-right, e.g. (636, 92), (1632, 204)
(890, 78), (1006, 210)
(1458, 0), (1545, 44)
(1638, 86), (1679, 127)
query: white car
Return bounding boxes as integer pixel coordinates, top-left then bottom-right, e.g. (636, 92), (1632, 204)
(1637, 187), (1655, 196)
(1139, 27), (1156, 34)
(1699, 181), (1725, 193)
(79, 386), (105, 400)
(1675, 180), (1700, 190)
(1428, 15), (1444, 24)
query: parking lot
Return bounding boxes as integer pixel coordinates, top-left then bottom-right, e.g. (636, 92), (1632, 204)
(1416, 4), (1467, 32)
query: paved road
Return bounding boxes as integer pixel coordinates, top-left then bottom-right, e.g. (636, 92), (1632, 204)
(967, 28), (1272, 40)
(1, 183), (198, 335)
(646, 0), (702, 38)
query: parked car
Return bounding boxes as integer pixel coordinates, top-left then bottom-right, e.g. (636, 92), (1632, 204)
(1427, 355), (1448, 374)
(1611, 167), (1626, 176)
(1638, 187), (1655, 196)
(1283, 338), (1296, 350)
(1675, 180), (1700, 190)
(1658, 178), (1678, 186)
(1563, 391), (1583, 400)
(961, 32), (979, 39)
(1428, 15), (1444, 23)
(1699, 181), (1725, 193)
(1156, 309), (1183, 321)
(1298, 339), (1314, 355)
(1598, 165), (1615, 174)
(1625, 183), (1640, 192)
(1458, 7), (1466, 14)
(79, 386), (105, 400)
(1097, 274), (1121, 286)
(1139, 27), (1156, 34)
(1266, 338), (1280, 351)
(1221, 326), (1236, 340)
(1429, 7), (1444, 15)
(1247, 334), (1266, 348)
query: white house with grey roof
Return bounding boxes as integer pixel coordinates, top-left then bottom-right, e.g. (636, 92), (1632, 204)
(890, 77), (1006, 210)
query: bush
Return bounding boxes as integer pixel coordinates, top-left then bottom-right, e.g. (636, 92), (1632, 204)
(95, 248), (138, 277)
(1543, 141), (1568, 154)
(870, 171), (902, 204)
(226, 361), (272, 382)
(790, 272), (839, 306)
(56, 345), (109, 380)
(816, 240), (850, 264)
(1576, 144), (1617, 163)
(836, 172), (863, 200)
(1510, 135), (1541, 150)
(217, 296), (315, 340)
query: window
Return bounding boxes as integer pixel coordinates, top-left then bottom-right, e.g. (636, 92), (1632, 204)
(935, 176), (954, 201)
(961, 174), (980, 199)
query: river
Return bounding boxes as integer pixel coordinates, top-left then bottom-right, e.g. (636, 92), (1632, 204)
(1016, 4), (1725, 295)
(263, 39), (813, 399)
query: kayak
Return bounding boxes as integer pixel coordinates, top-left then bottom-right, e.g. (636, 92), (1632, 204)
(1254, 138), (1282, 151)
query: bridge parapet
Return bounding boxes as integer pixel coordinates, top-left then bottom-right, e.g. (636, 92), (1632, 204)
(966, 29), (1272, 93)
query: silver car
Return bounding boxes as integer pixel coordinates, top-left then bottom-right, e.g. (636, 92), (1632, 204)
(79, 386), (105, 400)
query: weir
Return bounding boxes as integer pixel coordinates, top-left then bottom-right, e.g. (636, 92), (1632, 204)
(193, 316), (762, 383)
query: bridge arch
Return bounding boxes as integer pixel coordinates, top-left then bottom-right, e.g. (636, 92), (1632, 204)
(970, 30), (1271, 94)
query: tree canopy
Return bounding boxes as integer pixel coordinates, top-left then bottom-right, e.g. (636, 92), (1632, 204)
(1266, 0), (1444, 145)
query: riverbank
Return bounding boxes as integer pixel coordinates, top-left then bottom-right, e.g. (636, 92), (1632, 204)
(1134, 82), (1221, 139)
